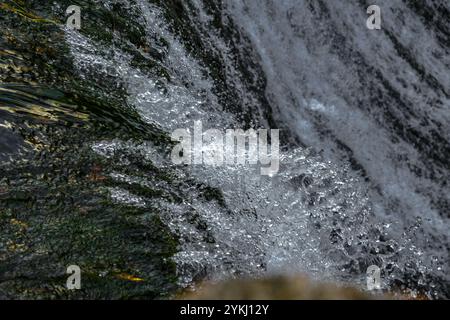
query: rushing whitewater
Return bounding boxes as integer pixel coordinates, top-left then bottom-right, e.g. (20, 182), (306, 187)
(59, 0), (449, 298)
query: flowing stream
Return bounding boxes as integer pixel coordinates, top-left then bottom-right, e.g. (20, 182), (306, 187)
(0, 0), (448, 299)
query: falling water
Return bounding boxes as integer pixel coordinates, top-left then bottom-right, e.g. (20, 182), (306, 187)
(1, 0), (448, 299)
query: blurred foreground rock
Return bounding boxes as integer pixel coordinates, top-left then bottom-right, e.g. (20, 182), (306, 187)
(180, 275), (385, 300)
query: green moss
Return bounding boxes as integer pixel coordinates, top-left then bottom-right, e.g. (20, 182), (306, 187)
(0, 2), (180, 299)
(200, 185), (226, 207)
(0, 137), (179, 299)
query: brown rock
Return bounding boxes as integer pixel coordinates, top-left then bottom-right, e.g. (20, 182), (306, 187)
(180, 275), (385, 300)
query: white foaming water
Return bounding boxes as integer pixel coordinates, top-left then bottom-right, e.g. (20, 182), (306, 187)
(92, 138), (380, 290)
(65, 0), (448, 297)
(226, 0), (449, 291)
(226, 0), (449, 222)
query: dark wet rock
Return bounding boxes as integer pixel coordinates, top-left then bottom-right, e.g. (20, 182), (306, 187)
(0, 0), (180, 299)
(290, 173), (314, 189)
(0, 126), (25, 162)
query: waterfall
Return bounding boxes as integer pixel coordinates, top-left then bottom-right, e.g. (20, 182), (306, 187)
(1, 0), (448, 299)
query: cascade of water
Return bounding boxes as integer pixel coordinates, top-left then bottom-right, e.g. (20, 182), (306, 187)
(63, 0), (449, 298)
